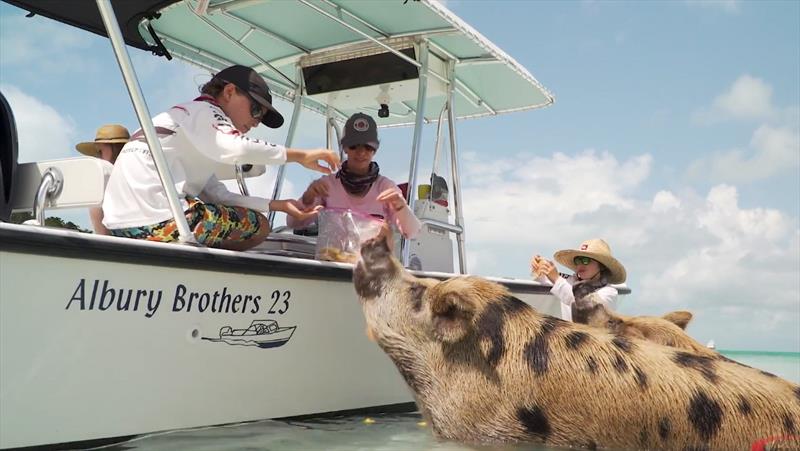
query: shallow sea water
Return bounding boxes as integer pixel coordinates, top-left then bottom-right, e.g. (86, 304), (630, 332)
(99, 351), (799, 451)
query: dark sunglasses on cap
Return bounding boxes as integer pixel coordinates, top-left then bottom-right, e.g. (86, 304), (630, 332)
(573, 256), (593, 266)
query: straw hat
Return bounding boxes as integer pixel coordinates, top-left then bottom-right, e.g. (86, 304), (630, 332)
(75, 124), (130, 156)
(553, 238), (627, 284)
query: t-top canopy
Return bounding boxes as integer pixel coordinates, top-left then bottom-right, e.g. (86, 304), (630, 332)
(3, 0), (554, 127)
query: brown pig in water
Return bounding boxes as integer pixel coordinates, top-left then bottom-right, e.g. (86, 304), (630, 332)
(353, 237), (800, 449)
(580, 300), (718, 358)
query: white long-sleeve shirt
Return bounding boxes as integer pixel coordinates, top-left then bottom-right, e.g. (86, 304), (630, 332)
(535, 274), (618, 322)
(103, 96), (286, 229)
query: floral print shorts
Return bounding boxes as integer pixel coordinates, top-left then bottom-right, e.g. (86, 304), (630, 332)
(109, 200), (265, 247)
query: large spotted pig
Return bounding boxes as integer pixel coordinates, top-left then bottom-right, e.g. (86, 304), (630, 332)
(354, 237), (800, 449)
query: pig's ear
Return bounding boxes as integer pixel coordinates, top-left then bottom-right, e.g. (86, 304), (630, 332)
(430, 293), (476, 343)
(662, 311), (693, 330)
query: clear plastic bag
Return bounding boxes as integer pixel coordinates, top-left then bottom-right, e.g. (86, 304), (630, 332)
(315, 208), (384, 264)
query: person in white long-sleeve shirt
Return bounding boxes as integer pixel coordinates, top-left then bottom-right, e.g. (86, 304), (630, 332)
(530, 238), (627, 322)
(103, 65), (340, 251)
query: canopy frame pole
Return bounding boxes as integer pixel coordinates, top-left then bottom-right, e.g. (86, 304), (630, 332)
(96, 0), (197, 244)
(431, 103), (448, 178)
(401, 40), (430, 267)
(325, 108), (343, 161)
(446, 60), (467, 274)
(267, 67), (304, 228)
(297, 0), (422, 69)
(319, 0), (389, 38)
(188, 4), (297, 89)
(221, 10), (312, 54)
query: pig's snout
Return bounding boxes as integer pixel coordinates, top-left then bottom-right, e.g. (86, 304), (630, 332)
(354, 236), (397, 300)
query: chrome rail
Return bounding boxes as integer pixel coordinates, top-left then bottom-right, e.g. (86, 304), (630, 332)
(419, 218), (463, 234)
(401, 40), (430, 267)
(30, 167), (63, 227)
(446, 60), (467, 273)
(267, 67), (304, 228)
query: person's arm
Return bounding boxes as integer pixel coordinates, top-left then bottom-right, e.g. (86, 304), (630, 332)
(182, 105), (288, 166)
(549, 276), (576, 307)
(179, 103), (339, 173)
(199, 176), (270, 212)
(270, 199), (322, 223)
(299, 178), (330, 207)
(89, 207), (110, 235)
(376, 185), (422, 239)
(390, 204), (422, 239)
(285, 148), (340, 174)
(287, 197), (322, 229)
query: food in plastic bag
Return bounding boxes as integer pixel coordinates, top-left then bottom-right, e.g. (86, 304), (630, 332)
(315, 208), (384, 264)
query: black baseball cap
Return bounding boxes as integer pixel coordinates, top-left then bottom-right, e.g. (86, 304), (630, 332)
(213, 65), (284, 129)
(340, 113), (380, 150)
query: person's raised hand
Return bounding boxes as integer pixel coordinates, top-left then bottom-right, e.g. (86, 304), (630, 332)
(376, 188), (407, 212)
(270, 199), (323, 221)
(302, 179), (330, 204)
(537, 258), (559, 283)
(298, 149), (340, 174)
(530, 254), (543, 277)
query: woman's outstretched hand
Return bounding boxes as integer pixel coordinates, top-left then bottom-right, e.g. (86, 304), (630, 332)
(301, 179), (330, 205)
(290, 149), (340, 174)
(269, 199), (323, 221)
(377, 188), (407, 212)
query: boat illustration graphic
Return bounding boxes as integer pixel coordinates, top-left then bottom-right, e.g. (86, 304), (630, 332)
(203, 319), (296, 349)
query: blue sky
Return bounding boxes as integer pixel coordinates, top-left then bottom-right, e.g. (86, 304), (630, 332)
(1, 0), (798, 352)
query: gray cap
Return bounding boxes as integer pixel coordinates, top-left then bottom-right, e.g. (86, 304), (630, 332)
(340, 113), (379, 149)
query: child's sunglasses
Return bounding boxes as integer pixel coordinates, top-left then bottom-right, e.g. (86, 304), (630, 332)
(573, 256), (593, 266)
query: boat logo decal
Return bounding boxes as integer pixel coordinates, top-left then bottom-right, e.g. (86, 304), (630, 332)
(202, 319), (297, 349)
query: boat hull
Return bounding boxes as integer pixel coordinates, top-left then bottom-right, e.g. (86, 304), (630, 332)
(0, 225), (574, 449)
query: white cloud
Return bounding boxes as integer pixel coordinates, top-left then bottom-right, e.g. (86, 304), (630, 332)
(459, 149), (799, 351)
(651, 191), (681, 213)
(461, 149), (651, 247)
(685, 0), (741, 14)
(1, 84), (77, 162)
(0, 14), (101, 75)
(693, 75), (776, 124)
(687, 124), (800, 183)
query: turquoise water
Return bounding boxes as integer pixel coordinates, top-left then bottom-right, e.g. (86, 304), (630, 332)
(101, 351), (798, 451)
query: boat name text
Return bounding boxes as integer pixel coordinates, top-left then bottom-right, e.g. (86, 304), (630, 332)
(66, 279), (291, 318)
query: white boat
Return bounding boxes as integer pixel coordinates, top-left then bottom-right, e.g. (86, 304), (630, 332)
(0, 0), (629, 449)
(707, 339), (716, 349)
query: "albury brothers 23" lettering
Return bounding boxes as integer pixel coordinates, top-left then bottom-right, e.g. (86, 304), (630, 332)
(66, 279), (290, 318)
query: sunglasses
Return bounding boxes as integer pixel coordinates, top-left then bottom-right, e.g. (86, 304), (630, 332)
(244, 93), (266, 120)
(347, 144), (376, 152)
(573, 256), (593, 266)
(225, 82), (266, 119)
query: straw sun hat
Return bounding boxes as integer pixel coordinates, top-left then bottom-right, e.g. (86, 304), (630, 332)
(75, 124), (130, 156)
(553, 238), (627, 284)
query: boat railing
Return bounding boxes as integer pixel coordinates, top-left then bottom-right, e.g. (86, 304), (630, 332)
(9, 157), (113, 224)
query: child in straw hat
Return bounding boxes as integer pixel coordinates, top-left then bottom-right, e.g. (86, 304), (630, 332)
(75, 124), (131, 235)
(530, 238), (627, 323)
